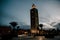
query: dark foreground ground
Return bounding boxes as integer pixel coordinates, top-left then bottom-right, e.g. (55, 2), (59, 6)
(18, 36), (60, 40)
(0, 35), (60, 40)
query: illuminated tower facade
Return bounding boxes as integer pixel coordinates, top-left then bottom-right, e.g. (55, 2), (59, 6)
(30, 4), (39, 31)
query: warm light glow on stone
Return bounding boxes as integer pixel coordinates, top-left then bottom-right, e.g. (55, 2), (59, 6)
(31, 29), (39, 33)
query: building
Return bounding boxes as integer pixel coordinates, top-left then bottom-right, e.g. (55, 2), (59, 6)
(0, 26), (11, 36)
(30, 4), (39, 33)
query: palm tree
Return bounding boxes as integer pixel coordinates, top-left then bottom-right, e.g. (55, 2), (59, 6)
(39, 24), (43, 30)
(9, 22), (18, 30)
(9, 22), (18, 36)
(17, 26), (19, 31)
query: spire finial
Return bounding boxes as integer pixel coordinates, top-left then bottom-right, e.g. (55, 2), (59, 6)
(32, 4), (36, 8)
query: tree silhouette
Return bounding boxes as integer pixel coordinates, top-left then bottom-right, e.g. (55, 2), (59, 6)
(17, 26), (19, 31)
(39, 24), (43, 30)
(9, 22), (18, 30)
(9, 22), (18, 37)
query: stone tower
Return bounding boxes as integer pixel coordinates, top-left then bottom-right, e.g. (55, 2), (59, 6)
(30, 4), (39, 32)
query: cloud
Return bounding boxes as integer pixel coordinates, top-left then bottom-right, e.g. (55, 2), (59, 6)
(53, 23), (60, 29)
(39, 1), (60, 24)
(39, 23), (56, 29)
(1, 0), (60, 29)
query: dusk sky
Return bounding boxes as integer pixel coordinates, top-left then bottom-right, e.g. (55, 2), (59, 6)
(0, 0), (60, 29)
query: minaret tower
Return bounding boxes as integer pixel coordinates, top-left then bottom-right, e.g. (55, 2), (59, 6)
(30, 4), (39, 33)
